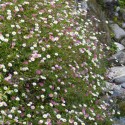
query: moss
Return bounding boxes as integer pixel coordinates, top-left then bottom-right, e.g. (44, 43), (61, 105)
(119, 0), (125, 8)
(119, 101), (125, 116)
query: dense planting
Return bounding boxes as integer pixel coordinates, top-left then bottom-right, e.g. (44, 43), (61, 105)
(119, 0), (125, 7)
(0, 0), (116, 125)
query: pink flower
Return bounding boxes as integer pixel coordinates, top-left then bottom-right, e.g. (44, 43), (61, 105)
(82, 108), (86, 115)
(39, 82), (44, 86)
(49, 94), (53, 98)
(20, 8), (24, 11)
(23, 61), (29, 65)
(4, 74), (12, 83)
(36, 70), (41, 75)
(13, 0), (17, 2)
(11, 42), (16, 48)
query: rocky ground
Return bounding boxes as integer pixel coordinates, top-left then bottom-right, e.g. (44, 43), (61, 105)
(81, 0), (125, 124)
(103, 0), (125, 125)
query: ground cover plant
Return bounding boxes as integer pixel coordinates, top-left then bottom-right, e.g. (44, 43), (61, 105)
(119, 0), (125, 8)
(0, 0), (118, 124)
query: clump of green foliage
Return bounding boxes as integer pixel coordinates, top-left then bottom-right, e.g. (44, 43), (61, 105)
(119, 0), (125, 8)
(0, 0), (118, 125)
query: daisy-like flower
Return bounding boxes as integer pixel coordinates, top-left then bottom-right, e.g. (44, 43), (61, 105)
(38, 120), (43, 124)
(27, 114), (31, 118)
(12, 31), (16, 35)
(56, 114), (61, 119)
(43, 114), (48, 118)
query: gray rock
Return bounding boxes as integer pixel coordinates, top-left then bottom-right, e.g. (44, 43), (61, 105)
(123, 14), (125, 21)
(109, 50), (125, 65)
(113, 117), (125, 125)
(110, 24), (125, 40)
(114, 12), (119, 17)
(121, 83), (125, 89)
(104, 82), (125, 97)
(113, 76), (125, 84)
(81, 1), (88, 11)
(103, 0), (113, 2)
(114, 42), (124, 52)
(120, 38), (125, 46)
(75, 0), (88, 11)
(122, 23), (125, 29)
(116, 6), (120, 12)
(104, 82), (118, 91)
(112, 86), (125, 98)
(107, 66), (125, 79)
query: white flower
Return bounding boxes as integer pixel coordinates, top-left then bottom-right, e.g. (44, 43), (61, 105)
(23, 2), (29, 4)
(53, 20), (58, 24)
(55, 53), (58, 56)
(56, 114), (61, 119)
(20, 19), (25, 23)
(31, 57), (35, 61)
(62, 118), (66, 122)
(16, 25), (20, 29)
(57, 87), (60, 90)
(22, 93), (26, 96)
(1, 110), (6, 115)
(30, 46), (34, 50)
(74, 122), (78, 125)
(46, 45), (50, 48)
(23, 122), (26, 124)
(8, 63), (12, 67)
(3, 68), (7, 72)
(33, 44), (37, 47)
(14, 89), (18, 92)
(12, 31), (16, 35)
(54, 92), (57, 95)
(83, 104), (87, 107)
(39, 120), (43, 124)
(15, 97), (20, 101)
(49, 103), (53, 107)
(105, 21), (108, 24)
(12, 107), (16, 110)
(48, 9), (52, 13)
(17, 110), (21, 114)
(32, 82), (36, 86)
(94, 122), (97, 125)
(41, 95), (45, 99)
(11, 25), (15, 28)
(7, 16), (12, 20)
(117, 111), (120, 115)
(7, 10), (11, 13)
(20, 78), (24, 81)
(0, 34), (4, 41)
(6, 34), (10, 37)
(22, 43), (26, 47)
(46, 55), (51, 58)
(8, 114), (12, 119)
(110, 118), (113, 121)
(31, 106), (35, 109)
(43, 114), (47, 118)
(14, 71), (18, 75)
(40, 105), (44, 109)
(48, 15), (52, 18)
(40, 75), (46, 80)
(0, 102), (3, 107)
(27, 114), (31, 118)
(15, 6), (19, 11)
(43, 57), (46, 61)
(3, 86), (8, 90)
(81, 123), (85, 125)
(42, 47), (46, 51)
